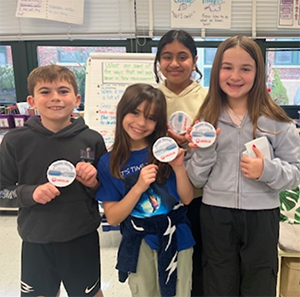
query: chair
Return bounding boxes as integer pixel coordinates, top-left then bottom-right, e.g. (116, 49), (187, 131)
(276, 247), (300, 297)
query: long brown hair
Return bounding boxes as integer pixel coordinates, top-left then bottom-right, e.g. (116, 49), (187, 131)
(110, 83), (171, 182)
(195, 36), (292, 138)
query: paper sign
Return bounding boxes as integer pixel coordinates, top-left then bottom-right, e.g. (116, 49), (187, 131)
(15, 0), (84, 25)
(171, 0), (232, 29)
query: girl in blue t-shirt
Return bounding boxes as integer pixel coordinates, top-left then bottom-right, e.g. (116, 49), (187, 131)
(96, 83), (195, 297)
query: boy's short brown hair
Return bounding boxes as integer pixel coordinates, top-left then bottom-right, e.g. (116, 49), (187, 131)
(27, 65), (79, 96)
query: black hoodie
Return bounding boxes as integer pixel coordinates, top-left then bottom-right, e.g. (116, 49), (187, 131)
(0, 116), (107, 243)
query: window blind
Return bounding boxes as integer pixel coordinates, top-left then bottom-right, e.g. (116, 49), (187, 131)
(0, 0), (299, 41)
(136, 0), (300, 39)
(0, 0), (135, 41)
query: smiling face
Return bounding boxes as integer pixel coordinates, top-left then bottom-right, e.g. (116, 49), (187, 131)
(122, 100), (157, 151)
(159, 40), (197, 94)
(27, 80), (81, 132)
(219, 47), (256, 105)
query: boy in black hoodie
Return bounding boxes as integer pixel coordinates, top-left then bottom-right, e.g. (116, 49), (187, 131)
(0, 65), (107, 297)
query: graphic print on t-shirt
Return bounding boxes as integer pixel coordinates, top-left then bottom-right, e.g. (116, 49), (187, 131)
(124, 173), (177, 218)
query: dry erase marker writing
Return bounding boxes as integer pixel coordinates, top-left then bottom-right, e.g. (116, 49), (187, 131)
(191, 122), (216, 148)
(152, 137), (179, 163)
(47, 160), (76, 187)
(169, 111), (192, 134)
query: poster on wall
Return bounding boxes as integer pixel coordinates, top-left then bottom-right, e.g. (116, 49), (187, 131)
(15, 0), (84, 25)
(171, 0), (232, 29)
(278, 0), (300, 28)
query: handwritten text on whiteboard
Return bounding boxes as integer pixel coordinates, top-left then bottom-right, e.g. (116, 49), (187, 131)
(103, 62), (155, 84)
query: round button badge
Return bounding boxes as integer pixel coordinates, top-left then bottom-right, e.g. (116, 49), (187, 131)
(169, 111), (192, 135)
(191, 122), (216, 148)
(47, 160), (76, 187)
(153, 137), (179, 163)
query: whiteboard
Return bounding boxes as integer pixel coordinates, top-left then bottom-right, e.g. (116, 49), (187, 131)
(84, 53), (157, 149)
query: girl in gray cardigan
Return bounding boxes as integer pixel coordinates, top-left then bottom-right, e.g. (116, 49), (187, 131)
(186, 36), (300, 297)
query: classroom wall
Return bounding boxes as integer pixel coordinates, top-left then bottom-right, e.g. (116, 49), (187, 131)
(0, 0), (299, 117)
(1, 0), (300, 41)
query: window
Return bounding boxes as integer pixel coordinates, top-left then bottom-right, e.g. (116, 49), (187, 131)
(0, 45), (16, 105)
(204, 48), (217, 64)
(275, 50), (300, 65)
(267, 48), (300, 105)
(203, 68), (212, 87)
(37, 46), (126, 105)
(0, 47), (7, 65)
(198, 48), (217, 88)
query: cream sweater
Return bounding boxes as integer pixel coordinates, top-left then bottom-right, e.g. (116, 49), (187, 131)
(159, 80), (207, 120)
(159, 80), (208, 198)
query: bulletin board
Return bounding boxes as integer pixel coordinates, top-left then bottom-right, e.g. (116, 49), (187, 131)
(84, 53), (157, 149)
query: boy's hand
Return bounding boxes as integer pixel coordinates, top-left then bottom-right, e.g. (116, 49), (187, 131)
(76, 161), (99, 189)
(240, 145), (264, 179)
(33, 182), (60, 204)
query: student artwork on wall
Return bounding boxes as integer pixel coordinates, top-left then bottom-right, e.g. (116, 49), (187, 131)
(84, 53), (157, 149)
(15, 0), (84, 25)
(278, 0), (300, 28)
(171, 0), (232, 29)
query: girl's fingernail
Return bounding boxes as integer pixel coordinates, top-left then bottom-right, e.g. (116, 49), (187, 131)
(252, 144), (256, 148)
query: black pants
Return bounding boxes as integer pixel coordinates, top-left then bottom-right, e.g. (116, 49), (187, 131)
(187, 197), (204, 297)
(21, 231), (101, 297)
(200, 204), (279, 297)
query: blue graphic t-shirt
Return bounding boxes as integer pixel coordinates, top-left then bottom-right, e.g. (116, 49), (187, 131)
(121, 160), (178, 218)
(96, 147), (195, 251)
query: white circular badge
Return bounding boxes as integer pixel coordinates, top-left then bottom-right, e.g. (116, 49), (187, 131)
(169, 111), (192, 134)
(47, 160), (76, 187)
(152, 137), (179, 163)
(191, 122), (216, 148)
